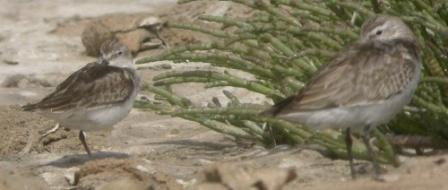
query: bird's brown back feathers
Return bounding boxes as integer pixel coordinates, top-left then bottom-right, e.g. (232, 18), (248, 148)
(23, 62), (137, 112)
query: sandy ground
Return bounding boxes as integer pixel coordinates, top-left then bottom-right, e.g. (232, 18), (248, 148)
(1, 0), (448, 190)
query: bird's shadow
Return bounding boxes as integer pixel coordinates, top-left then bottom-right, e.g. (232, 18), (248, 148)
(41, 151), (129, 168)
(144, 139), (234, 150)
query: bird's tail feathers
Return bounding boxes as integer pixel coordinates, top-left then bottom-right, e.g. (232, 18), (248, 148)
(259, 96), (295, 117)
(22, 103), (37, 111)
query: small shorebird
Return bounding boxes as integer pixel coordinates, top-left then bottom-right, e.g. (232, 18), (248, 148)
(23, 39), (140, 155)
(263, 15), (421, 179)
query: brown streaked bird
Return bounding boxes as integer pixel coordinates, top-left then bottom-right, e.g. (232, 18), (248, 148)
(23, 39), (140, 155)
(262, 15), (421, 179)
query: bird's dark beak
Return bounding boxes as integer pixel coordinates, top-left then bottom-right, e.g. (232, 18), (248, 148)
(99, 58), (109, 65)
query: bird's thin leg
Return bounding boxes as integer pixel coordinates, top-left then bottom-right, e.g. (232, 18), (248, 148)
(268, 125), (277, 147)
(262, 123), (277, 146)
(79, 130), (92, 156)
(345, 127), (356, 179)
(361, 125), (381, 179)
(39, 123), (61, 141)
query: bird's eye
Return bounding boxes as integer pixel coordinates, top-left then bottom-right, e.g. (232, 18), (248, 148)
(117, 51), (123, 55)
(376, 30), (383, 35)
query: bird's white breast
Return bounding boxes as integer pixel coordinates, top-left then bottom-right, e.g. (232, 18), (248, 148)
(85, 92), (136, 130)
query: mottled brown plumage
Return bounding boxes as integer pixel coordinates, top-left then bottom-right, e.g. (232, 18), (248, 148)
(23, 62), (135, 112)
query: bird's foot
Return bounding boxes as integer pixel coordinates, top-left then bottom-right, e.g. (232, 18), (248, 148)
(39, 123), (61, 141)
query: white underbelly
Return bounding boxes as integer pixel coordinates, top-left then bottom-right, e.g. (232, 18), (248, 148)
(278, 70), (420, 130)
(43, 89), (138, 131)
(279, 94), (410, 129)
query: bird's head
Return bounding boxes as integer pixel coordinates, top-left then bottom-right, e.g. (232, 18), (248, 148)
(98, 39), (134, 69)
(360, 15), (416, 43)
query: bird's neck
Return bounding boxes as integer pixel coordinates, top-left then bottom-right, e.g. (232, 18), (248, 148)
(108, 59), (136, 70)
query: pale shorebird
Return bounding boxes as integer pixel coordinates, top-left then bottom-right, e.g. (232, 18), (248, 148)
(263, 15), (421, 179)
(23, 39), (140, 155)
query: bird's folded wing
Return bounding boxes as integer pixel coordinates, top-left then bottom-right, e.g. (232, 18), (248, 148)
(264, 40), (418, 116)
(23, 62), (135, 112)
